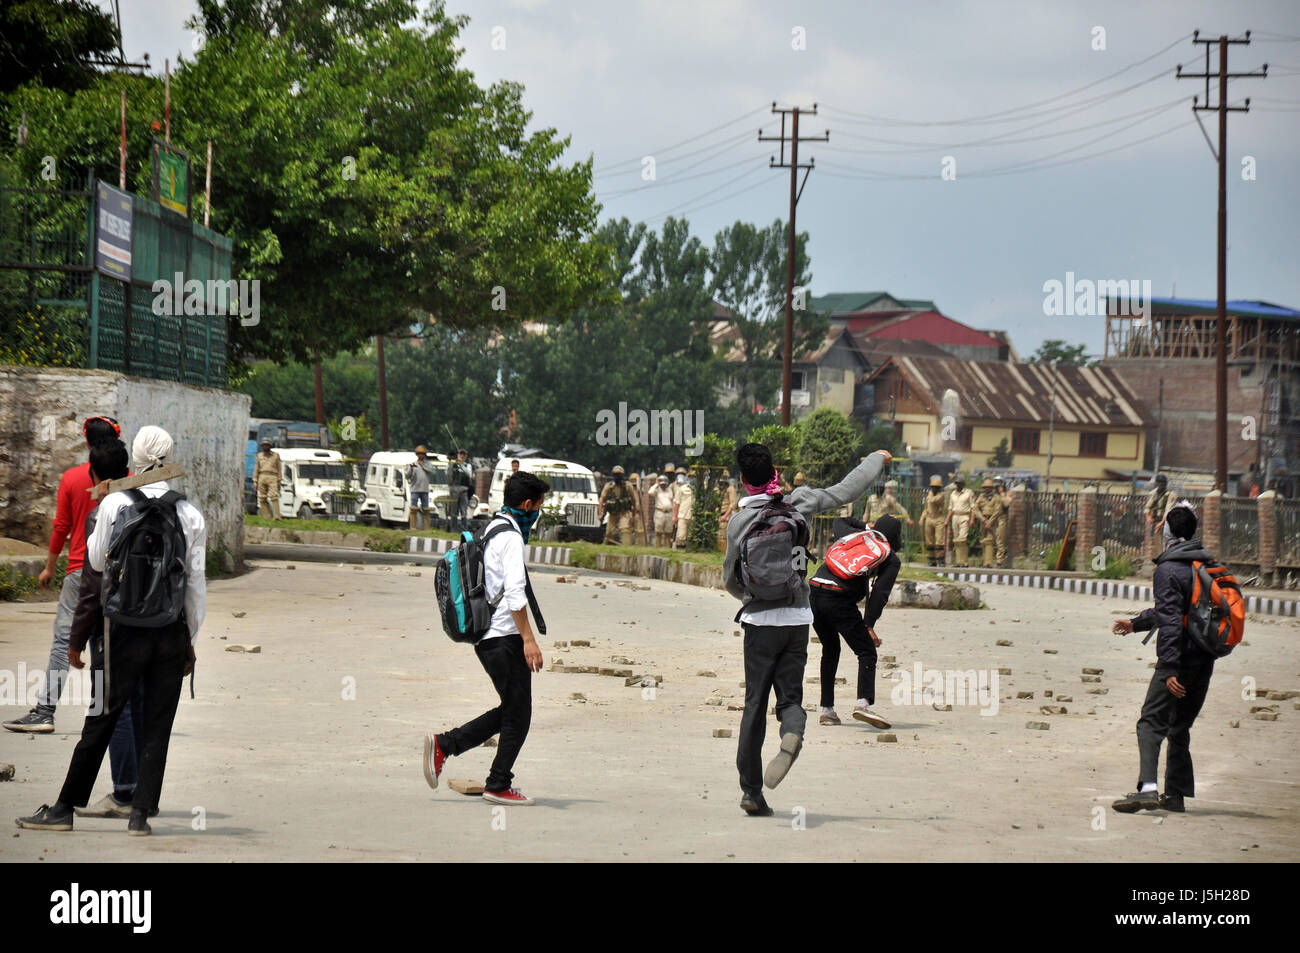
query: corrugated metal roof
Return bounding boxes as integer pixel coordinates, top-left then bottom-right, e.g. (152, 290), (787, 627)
(872, 356), (1153, 428)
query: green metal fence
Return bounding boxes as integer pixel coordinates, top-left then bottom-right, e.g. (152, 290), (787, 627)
(0, 170), (231, 387)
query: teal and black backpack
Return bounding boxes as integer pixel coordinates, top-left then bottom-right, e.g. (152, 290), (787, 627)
(434, 517), (546, 644)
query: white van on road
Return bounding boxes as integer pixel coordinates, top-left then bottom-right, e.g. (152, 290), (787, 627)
(275, 448), (366, 522)
(484, 456), (603, 541)
(362, 450), (459, 527)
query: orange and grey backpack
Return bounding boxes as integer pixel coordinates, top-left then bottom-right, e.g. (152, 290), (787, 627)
(1184, 556), (1245, 657)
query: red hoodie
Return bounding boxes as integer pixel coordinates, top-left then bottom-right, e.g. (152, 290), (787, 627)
(49, 463), (98, 574)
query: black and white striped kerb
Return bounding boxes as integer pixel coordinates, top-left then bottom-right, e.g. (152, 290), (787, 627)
(406, 536), (572, 566)
(936, 570), (1299, 618)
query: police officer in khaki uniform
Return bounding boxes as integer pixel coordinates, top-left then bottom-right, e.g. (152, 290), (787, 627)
(649, 474), (675, 547)
(994, 480), (1011, 564)
(672, 469), (695, 549)
(945, 474), (976, 566)
(254, 440), (282, 519)
(974, 478), (1006, 567)
(599, 465), (636, 545)
(627, 471), (647, 545)
(920, 474), (946, 565)
(879, 479), (914, 527)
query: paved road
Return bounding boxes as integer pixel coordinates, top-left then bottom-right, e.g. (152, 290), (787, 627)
(1, 555), (1296, 862)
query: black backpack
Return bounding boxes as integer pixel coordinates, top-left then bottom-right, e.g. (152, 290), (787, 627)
(435, 517), (546, 644)
(735, 496), (809, 612)
(102, 489), (190, 628)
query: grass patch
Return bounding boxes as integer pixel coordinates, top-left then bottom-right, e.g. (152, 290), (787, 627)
(0, 555), (66, 602)
(566, 542), (725, 570)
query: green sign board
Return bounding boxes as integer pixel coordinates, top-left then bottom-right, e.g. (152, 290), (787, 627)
(152, 138), (190, 217)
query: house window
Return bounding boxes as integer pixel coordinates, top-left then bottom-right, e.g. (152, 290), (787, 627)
(1079, 432), (1108, 457)
(956, 425), (973, 451)
(1012, 428), (1040, 454)
(791, 370), (806, 390)
(890, 377), (910, 401)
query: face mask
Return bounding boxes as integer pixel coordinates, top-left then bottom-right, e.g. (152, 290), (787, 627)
(503, 504), (541, 542)
(613, 475), (623, 484)
(677, 475), (686, 485)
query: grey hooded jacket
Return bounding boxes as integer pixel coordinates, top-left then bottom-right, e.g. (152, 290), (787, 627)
(724, 451), (889, 618)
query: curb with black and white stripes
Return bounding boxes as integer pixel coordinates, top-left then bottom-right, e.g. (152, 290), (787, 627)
(406, 535), (573, 567)
(936, 570), (1299, 618)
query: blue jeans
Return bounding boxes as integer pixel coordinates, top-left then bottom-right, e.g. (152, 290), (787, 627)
(37, 569), (81, 716)
(89, 633), (146, 801)
(410, 491), (428, 509)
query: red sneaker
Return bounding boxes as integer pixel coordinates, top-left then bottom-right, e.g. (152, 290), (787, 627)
(482, 787), (534, 806)
(423, 734), (447, 789)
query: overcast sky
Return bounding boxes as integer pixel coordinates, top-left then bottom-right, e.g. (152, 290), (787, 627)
(115, 0), (1300, 359)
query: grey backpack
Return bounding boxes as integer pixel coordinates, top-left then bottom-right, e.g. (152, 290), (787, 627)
(736, 497), (809, 606)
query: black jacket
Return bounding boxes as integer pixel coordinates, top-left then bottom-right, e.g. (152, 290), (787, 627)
(1131, 538), (1218, 678)
(69, 512), (102, 654)
(810, 517), (900, 627)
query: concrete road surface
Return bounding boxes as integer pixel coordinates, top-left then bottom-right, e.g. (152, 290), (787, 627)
(1, 554), (1296, 862)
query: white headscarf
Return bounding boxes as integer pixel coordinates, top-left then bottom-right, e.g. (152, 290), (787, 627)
(132, 425), (174, 472)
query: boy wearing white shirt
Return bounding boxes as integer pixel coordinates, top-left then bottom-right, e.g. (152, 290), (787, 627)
(424, 471), (548, 806)
(16, 426), (206, 837)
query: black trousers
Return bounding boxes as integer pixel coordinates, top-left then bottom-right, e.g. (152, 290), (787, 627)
(440, 634), (532, 792)
(1136, 663), (1214, 796)
(58, 620), (189, 813)
(737, 623), (808, 798)
(811, 588), (877, 708)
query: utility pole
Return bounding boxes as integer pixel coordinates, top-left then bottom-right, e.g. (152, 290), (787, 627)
(759, 103), (828, 425)
(1177, 30), (1266, 492)
(1045, 359), (1058, 489)
(376, 334), (390, 450)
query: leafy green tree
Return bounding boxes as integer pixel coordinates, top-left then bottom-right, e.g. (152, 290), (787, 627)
(385, 325), (505, 454)
(237, 351), (377, 421)
(797, 406), (865, 485)
(172, 0), (611, 370)
(987, 436), (1013, 468)
(708, 219), (827, 411)
(745, 424), (800, 472)
(0, 0), (120, 95)
(1031, 339), (1092, 366)
(863, 420), (905, 459)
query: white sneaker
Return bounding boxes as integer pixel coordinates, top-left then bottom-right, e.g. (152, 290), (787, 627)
(852, 705), (891, 729)
(818, 709), (841, 726)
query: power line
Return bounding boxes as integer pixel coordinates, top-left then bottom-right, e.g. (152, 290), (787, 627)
(592, 104), (769, 174)
(821, 33), (1193, 128)
(599, 153), (765, 200)
(639, 162), (770, 222)
(593, 128), (756, 180)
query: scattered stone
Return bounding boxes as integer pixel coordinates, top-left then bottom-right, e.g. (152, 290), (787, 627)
(733, 629), (741, 637)
(1148, 662), (1157, 669)
(932, 703), (952, 712)
(1040, 705), (1067, 715)
(713, 728), (732, 738)
(1043, 649), (1058, 654)
(996, 639), (1013, 646)
(998, 667), (1012, 675)
(1011, 824), (1021, 830)
(1016, 691), (1034, 699)
(810, 635), (820, 643)
(881, 655), (896, 663)
(571, 640), (591, 647)
(1026, 721), (1051, 730)
(611, 656), (634, 665)
(285, 564), (296, 570)
(225, 644), (262, 653)
(1254, 712), (1279, 722)
(555, 576), (567, 583)
(352, 565), (363, 571)
(1011, 618), (1021, 623)
(1087, 687), (1109, 695)
(1267, 690), (1299, 700)
(624, 676), (642, 687)
(1055, 694), (1073, 703)
(232, 611), (246, 618)
(554, 641), (568, 648)
(1081, 675), (1101, 683)
(876, 733), (898, 743)
(591, 594), (598, 599)
(1250, 705), (1278, 714)
(1044, 690), (1054, 698)
(447, 779), (484, 796)
(696, 670), (716, 678)
(727, 702), (744, 712)
(1229, 720), (1240, 728)
(705, 697), (724, 706)
(1082, 667), (1104, 675)
(569, 692), (586, 702)
(0, 763), (14, 782)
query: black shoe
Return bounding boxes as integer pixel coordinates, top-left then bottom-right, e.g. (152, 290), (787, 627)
(149, 806), (159, 818)
(3, 709), (54, 733)
(127, 810), (151, 836)
(740, 794), (774, 816)
(15, 803), (73, 831)
(1159, 793), (1186, 813)
(1112, 790), (1161, 813)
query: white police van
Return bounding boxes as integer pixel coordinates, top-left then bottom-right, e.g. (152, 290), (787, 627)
(484, 456), (603, 541)
(275, 448), (365, 522)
